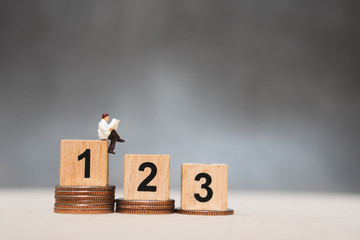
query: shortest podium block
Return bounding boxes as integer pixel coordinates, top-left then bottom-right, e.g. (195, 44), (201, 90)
(176, 163), (234, 215)
(60, 140), (109, 186)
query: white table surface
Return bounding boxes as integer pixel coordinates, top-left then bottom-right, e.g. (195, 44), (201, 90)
(0, 189), (359, 240)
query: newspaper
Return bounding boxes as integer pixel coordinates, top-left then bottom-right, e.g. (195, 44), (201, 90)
(109, 118), (119, 130)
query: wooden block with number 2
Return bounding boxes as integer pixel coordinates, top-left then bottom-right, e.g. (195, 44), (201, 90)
(181, 163), (228, 211)
(123, 154), (170, 200)
(60, 140), (109, 186)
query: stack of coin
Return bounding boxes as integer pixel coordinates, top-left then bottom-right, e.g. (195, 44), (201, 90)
(115, 198), (175, 214)
(175, 208), (234, 216)
(54, 185), (116, 214)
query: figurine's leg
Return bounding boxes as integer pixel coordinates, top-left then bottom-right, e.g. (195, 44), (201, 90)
(109, 130), (125, 142)
(116, 134), (125, 142)
(108, 139), (116, 154)
(108, 130), (116, 139)
(108, 131), (117, 154)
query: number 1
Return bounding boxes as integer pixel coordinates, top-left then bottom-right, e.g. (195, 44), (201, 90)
(78, 149), (90, 178)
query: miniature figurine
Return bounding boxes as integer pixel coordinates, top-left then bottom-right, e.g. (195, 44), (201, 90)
(98, 113), (125, 154)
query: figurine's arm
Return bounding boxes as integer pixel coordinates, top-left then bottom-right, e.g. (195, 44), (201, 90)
(99, 121), (111, 135)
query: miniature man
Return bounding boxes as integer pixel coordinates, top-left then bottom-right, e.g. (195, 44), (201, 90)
(98, 113), (125, 154)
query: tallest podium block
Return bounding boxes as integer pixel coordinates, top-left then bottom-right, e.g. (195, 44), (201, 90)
(60, 140), (109, 186)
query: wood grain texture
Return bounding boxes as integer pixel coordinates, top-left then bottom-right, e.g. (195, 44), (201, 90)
(123, 154), (170, 200)
(181, 163), (228, 211)
(60, 140), (109, 186)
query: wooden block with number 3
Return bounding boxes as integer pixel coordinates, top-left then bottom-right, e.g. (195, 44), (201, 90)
(60, 140), (109, 186)
(181, 163), (228, 211)
(123, 154), (170, 200)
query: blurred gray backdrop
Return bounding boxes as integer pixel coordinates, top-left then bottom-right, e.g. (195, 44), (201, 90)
(0, 0), (359, 192)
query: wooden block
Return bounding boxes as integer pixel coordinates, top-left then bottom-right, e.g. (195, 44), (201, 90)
(123, 154), (170, 201)
(181, 163), (228, 211)
(60, 140), (109, 186)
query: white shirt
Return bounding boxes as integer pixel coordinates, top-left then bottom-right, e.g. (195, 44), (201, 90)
(98, 119), (111, 139)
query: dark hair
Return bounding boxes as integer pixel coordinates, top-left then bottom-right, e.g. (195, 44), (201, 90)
(102, 113), (109, 119)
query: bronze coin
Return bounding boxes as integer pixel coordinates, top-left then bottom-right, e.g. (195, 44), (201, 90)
(54, 203), (114, 209)
(55, 195), (115, 200)
(116, 204), (175, 210)
(115, 198), (175, 206)
(55, 185), (115, 191)
(115, 208), (174, 214)
(54, 208), (114, 214)
(55, 199), (115, 204)
(174, 208), (234, 216)
(55, 190), (115, 196)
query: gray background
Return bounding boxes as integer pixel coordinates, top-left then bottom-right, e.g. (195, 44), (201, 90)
(0, 0), (359, 192)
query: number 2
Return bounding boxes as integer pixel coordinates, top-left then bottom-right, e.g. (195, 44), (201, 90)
(78, 149), (90, 178)
(137, 162), (157, 192)
(194, 173), (213, 202)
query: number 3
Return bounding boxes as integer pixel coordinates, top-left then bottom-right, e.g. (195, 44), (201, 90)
(194, 173), (213, 202)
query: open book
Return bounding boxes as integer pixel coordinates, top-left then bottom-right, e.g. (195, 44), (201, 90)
(109, 118), (119, 130)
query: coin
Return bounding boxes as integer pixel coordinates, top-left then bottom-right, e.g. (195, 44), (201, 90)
(54, 203), (114, 209)
(115, 209), (174, 214)
(116, 204), (175, 210)
(53, 185), (116, 214)
(55, 185), (115, 191)
(115, 198), (175, 206)
(55, 190), (115, 196)
(55, 199), (115, 204)
(54, 208), (113, 214)
(55, 195), (115, 200)
(174, 208), (234, 216)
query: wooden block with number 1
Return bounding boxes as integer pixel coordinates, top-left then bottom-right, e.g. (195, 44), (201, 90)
(181, 163), (228, 211)
(60, 140), (109, 186)
(123, 154), (170, 200)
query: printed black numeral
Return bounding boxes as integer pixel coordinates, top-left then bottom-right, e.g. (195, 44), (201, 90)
(194, 173), (213, 202)
(137, 162), (157, 192)
(78, 149), (90, 178)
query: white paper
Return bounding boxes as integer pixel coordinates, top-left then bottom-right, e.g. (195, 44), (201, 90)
(109, 118), (119, 130)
